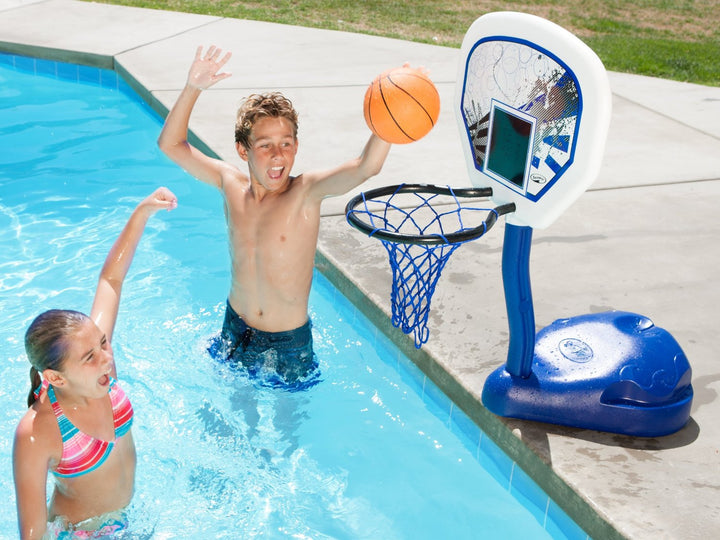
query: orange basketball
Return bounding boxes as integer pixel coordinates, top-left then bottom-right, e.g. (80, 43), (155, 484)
(363, 66), (440, 144)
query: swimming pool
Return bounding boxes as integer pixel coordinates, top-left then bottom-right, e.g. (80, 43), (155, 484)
(0, 53), (590, 539)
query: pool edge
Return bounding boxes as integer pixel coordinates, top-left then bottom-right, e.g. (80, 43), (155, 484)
(0, 40), (113, 69)
(314, 247), (626, 540)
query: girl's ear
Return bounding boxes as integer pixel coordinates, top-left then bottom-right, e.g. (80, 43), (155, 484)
(236, 142), (249, 162)
(43, 369), (65, 387)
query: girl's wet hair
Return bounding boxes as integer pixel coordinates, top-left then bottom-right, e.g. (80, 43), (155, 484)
(25, 309), (89, 407)
(234, 92), (299, 149)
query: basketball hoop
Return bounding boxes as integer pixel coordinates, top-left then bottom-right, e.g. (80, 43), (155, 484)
(345, 183), (514, 347)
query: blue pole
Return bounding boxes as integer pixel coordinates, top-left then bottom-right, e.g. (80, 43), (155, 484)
(502, 223), (535, 378)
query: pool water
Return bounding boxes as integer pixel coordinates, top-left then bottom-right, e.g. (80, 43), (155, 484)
(0, 53), (589, 539)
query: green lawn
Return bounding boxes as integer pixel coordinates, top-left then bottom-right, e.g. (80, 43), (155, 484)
(87, 0), (720, 86)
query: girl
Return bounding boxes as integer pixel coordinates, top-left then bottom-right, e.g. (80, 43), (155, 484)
(12, 187), (177, 539)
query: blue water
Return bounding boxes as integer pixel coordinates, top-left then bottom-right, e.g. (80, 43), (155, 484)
(0, 53), (588, 539)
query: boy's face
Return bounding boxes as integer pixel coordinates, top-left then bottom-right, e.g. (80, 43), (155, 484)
(237, 116), (298, 193)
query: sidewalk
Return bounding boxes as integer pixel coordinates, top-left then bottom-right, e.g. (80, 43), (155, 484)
(2, 1), (719, 538)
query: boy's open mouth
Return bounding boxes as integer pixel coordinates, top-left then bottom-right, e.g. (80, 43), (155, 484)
(268, 166), (284, 180)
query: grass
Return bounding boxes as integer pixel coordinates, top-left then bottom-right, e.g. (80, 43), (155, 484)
(86, 0), (720, 86)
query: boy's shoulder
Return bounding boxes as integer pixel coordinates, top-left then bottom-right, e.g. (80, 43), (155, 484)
(219, 165), (250, 190)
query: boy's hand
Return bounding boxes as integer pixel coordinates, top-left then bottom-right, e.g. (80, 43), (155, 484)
(187, 45), (232, 90)
(402, 61), (430, 77)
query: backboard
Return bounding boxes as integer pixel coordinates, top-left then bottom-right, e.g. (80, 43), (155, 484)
(455, 11), (612, 229)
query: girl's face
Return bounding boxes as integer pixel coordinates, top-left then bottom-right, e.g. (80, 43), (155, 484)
(47, 318), (115, 401)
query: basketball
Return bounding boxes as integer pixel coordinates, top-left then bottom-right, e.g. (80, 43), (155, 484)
(363, 66), (440, 144)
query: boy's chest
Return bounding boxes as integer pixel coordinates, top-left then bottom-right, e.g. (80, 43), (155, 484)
(227, 192), (321, 245)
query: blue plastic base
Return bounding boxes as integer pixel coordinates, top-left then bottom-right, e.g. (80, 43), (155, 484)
(482, 311), (693, 437)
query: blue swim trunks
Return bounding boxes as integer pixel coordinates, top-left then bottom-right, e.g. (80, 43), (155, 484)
(209, 301), (320, 391)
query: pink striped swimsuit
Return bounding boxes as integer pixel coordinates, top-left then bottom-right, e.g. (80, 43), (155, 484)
(40, 378), (134, 478)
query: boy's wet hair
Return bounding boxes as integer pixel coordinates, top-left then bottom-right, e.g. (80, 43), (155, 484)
(235, 92), (299, 149)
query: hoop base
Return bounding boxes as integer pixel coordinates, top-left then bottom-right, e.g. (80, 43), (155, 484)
(482, 311), (693, 437)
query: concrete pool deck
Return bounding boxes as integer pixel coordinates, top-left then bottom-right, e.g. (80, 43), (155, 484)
(1, 0), (719, 538)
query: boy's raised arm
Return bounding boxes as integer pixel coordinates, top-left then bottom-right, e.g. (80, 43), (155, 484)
(157, 45), (233, 189)
(307, 133), (392, 200)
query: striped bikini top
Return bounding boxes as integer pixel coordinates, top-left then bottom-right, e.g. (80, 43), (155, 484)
(40, 378), (134, 478)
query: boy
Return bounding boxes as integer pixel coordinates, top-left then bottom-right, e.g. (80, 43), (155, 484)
(158, 45), (392, 386)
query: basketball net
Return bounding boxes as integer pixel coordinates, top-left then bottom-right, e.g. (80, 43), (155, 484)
(384, 240), (461, 348)
(346, 184), (512, 348)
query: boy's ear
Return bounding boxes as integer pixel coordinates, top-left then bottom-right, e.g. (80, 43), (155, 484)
(236, 142), (249, 162)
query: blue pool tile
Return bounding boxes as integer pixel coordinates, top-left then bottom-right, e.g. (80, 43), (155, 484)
(56, 61), (79, 82)
(78, 64), (100, 85)
(311, 270), (336, 302)
(510, 463), (550, 527)
(373, 334), (401, 371)
(422, 376), (453, 426)
(546, 498), (591, 540)
(36, 58), (57, 78)
(449, 404), (482, 458)
(479, 433), (515, 489)
(14, 54), (35, 73)
(395, 354), (426, 399)
(100, 68), (119, 90)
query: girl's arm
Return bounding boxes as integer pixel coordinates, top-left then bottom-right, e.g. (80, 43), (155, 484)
(90, 187), (177, 343)
(13, 411), (53, 540)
